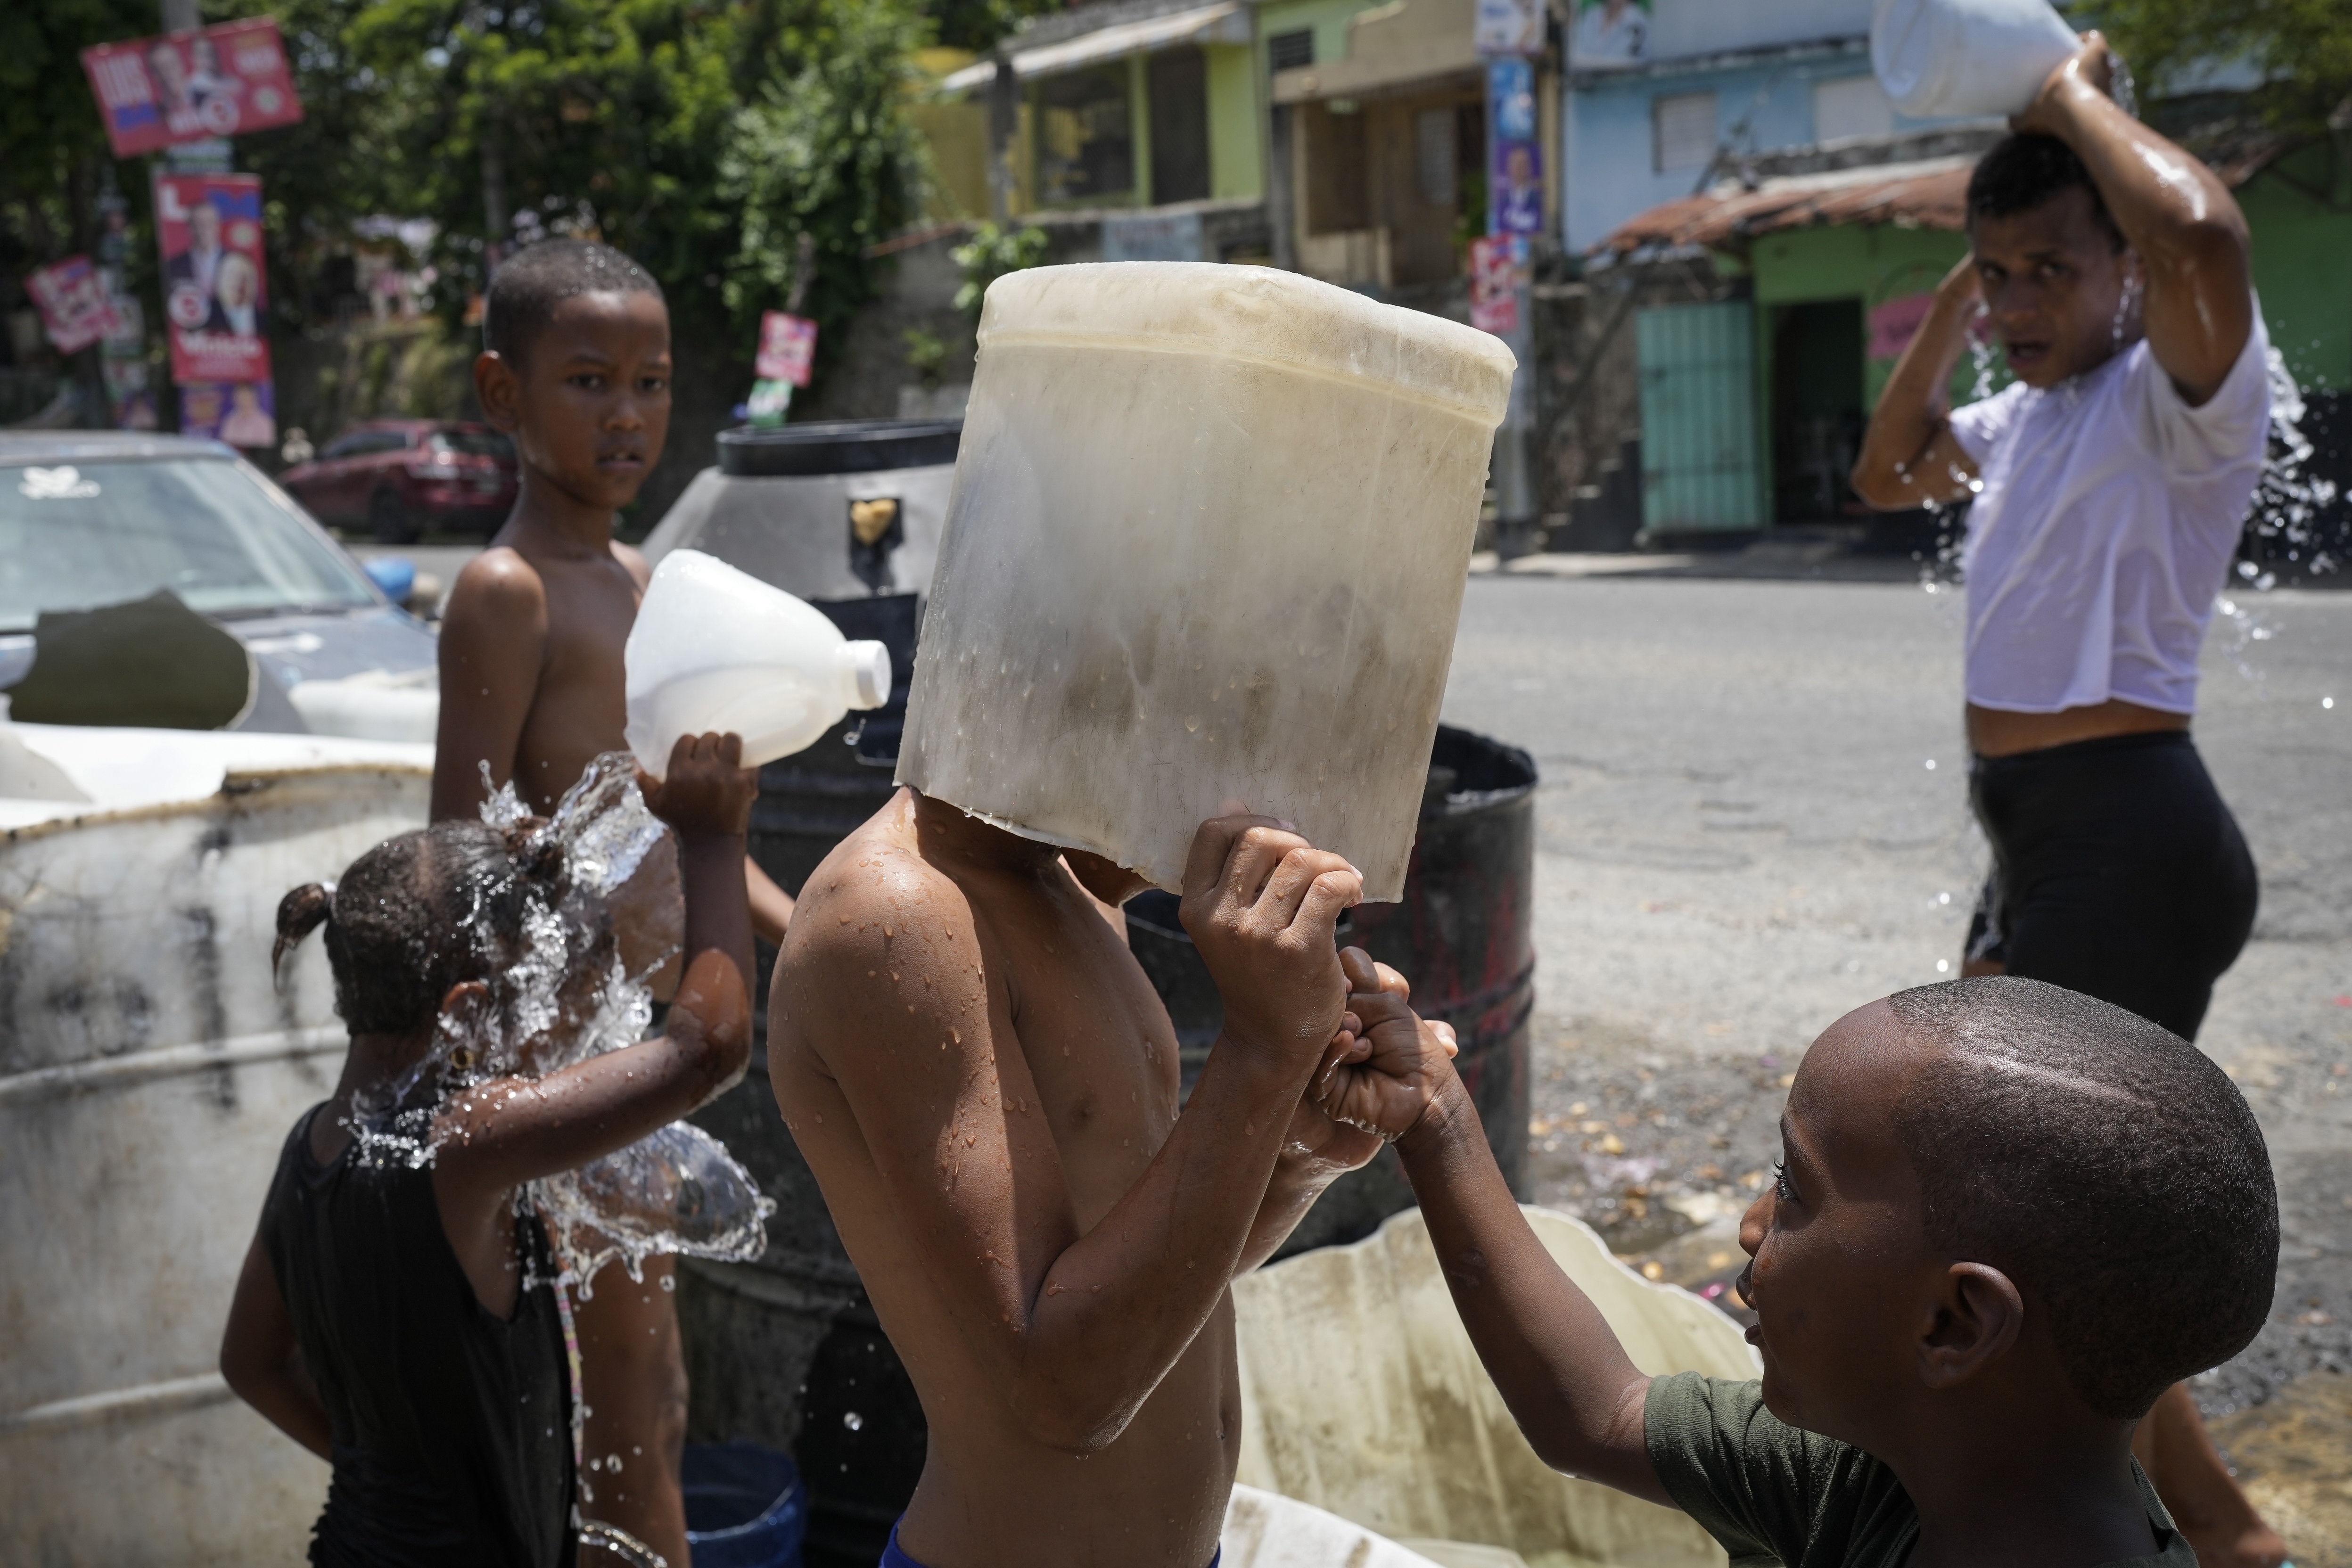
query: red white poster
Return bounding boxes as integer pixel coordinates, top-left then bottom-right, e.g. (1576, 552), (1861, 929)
(757, 312), (818, 387)
(154, 172), (272, 386)
(1469, 236), (1520, 336)
(81, 18), (304, 159)
(24, 256), (126, 355)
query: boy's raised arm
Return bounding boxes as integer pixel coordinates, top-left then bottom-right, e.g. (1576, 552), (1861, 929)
(1329, 974), (1671, 1504)
(778, 819), (1361, 1454)
(430, 550), (550, 821)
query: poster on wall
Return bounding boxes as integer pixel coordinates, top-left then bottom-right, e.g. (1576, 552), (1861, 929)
(154, 172), (271, 386)
(24, 256), (126, 355)
(1571, 0), (1649, 65)
(756, 311), (818, 387)
(1473, 0), (1544, 57)
(1469, 237), (1522, 336)
(179, 379), (277, 449)
(1492, 139), (1545, 235)
(81, 18), (304, 159)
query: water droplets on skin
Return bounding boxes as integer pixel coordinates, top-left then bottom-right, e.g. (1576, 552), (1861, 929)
(343, 752), (774, 1295)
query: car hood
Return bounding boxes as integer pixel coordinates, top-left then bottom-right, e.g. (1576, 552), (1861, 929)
(226, 606), (437, 686)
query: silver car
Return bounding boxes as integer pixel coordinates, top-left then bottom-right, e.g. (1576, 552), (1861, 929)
(0, 432), (436, 733)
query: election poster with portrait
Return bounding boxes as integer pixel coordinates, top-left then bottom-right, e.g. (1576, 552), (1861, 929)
(81, 18), (304, 159)
(24, 256), (126, 356)
(180, 380), (278, 450)
(154, 172), (272, 386)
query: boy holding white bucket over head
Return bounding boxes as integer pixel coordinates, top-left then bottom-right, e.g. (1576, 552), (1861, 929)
(1851, 33), (2280, 1565)
(768, 262), (1512, 1568)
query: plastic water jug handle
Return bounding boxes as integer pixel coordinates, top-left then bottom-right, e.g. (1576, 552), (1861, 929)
(837, 641), (891, 710)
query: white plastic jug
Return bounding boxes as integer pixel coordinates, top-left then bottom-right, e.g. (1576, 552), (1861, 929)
(896, 263), (1515, 902)
(624, 549), (891, 778)
(1871, 0), (2079, 118)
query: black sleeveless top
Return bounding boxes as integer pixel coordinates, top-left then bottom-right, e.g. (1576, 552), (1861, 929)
(260, 1107), (577, 1568)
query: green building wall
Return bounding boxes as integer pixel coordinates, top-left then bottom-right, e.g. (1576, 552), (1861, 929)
(2239, 140), (2352, 392)
(1207, 43), (1263, 201)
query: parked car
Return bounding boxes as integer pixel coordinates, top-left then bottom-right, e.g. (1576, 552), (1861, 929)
(0, 433), (438, 737)
(277, 418), (517, 543)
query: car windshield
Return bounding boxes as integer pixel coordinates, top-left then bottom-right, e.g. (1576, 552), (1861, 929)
(430, 429), (512, 460)
(0, 457), (379, 633)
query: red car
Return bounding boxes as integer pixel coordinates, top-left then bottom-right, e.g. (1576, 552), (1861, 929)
(279, 419), (518, 542)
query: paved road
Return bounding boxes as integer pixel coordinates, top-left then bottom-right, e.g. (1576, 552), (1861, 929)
(1435, 572), (2352, 1439)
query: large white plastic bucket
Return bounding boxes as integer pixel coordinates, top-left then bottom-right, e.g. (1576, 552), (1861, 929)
(897, 263), (1516, 902)
(624, 550), (891, 778)
(1871, 0), (2079, 118)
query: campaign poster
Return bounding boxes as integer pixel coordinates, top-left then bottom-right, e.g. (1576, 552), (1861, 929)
(180, 380), (278, 449)
(24, 256), (126, 355)
(1473, 0), (1543, 58)
(756, 311), (818, 387)
(82, 18), (304, 159)
(154, 172), (272, 386)
(1571, 0), (1650, 66)
(1492, 138), (1545, 236)
(1469, 236), (1521, 337)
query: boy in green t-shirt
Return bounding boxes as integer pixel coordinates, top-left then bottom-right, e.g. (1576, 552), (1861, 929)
(1317, 963), (2277, 1568)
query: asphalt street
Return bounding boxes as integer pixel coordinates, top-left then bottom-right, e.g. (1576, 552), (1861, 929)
(1439, 568), (2352, 1547)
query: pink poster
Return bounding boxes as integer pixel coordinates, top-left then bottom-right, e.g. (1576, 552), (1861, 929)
(1868, 293), (1936, 361)
(155, 172), (272, 386)
(82, 18), (304, 158)
(757, 311), (818, 387)
(24, 256), (126, 355)
(1469, 236), (1520, 336)
(179, 379), (277, 449)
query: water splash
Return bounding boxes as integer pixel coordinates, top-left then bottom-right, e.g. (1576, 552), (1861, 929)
(348, 751), (773, 1291)
(2242, 345), (2341, 583)
(2108, 55), (2139, 120)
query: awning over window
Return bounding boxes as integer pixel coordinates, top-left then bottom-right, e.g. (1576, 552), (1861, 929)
(942, 1), (1246, 93)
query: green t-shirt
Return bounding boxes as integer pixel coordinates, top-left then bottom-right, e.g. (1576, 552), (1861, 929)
(1643, 1372), (2199, 1568)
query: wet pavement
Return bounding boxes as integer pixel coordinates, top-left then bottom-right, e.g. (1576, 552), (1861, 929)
(1438, 573), (2352, 1547)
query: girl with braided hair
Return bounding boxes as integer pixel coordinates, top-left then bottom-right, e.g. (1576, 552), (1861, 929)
(218, 734), (756, 1568)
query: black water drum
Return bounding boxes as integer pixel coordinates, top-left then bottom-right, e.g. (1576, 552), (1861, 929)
(668, 423), (954, 1568)
(1125, 724), (1536, 1256)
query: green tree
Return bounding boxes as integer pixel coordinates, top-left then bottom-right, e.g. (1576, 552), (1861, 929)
(2090, 0), (2352, 131)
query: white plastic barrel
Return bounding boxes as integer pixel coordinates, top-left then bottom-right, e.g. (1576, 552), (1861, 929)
(1871, 0), (2080, 118)
(897, 263), (1516, 902)
(624, 550), (891, 778)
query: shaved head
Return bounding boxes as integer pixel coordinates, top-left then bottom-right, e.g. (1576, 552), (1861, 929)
(1886, 977), (2276, 1419)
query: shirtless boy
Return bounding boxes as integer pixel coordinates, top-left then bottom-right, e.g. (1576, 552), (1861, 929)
(1850, 36), (2279, 1563)
(769, 796), (1418, 1568)
(430, 239), (794, 1567)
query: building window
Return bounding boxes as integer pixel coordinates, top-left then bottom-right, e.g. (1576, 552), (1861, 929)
(1267, 29), (1313, 73)
(1653, 90), (1717, 173)
(1150, 47), (1211, 204)
(1416, 107), (1458, 208)
(1035, 65), (1134, 205)
(1812, 75), (1894, 144)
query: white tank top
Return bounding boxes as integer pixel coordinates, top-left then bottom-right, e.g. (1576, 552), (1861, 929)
(1948, 312), (2271, 716)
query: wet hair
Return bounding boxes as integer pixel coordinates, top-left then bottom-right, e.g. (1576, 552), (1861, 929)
(481, 239), (666, 366)
(1966, 133), (2124, 250)
(274, 820), (565, 1036)
(1886, 977), (2277, 1421)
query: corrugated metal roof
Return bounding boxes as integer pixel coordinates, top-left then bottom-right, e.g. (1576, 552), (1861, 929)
(1595, 156), (1974, 260)
(1593, 131), (2309, 262)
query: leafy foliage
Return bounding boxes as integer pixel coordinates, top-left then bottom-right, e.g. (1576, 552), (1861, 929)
(2089, 0), (2352, 131)
(949, 221), (1047, 321)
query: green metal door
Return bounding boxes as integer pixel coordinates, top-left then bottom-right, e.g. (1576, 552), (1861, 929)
(1638, 299), (1762, 534)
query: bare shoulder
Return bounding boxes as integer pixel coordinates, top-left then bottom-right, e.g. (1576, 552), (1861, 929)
(445, 545), (549, 626)
(775, 811), (983, 1068)
(611, 540), (652, 590)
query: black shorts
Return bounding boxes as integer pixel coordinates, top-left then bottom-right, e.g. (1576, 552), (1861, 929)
(1965, 730), (2257, 1041)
